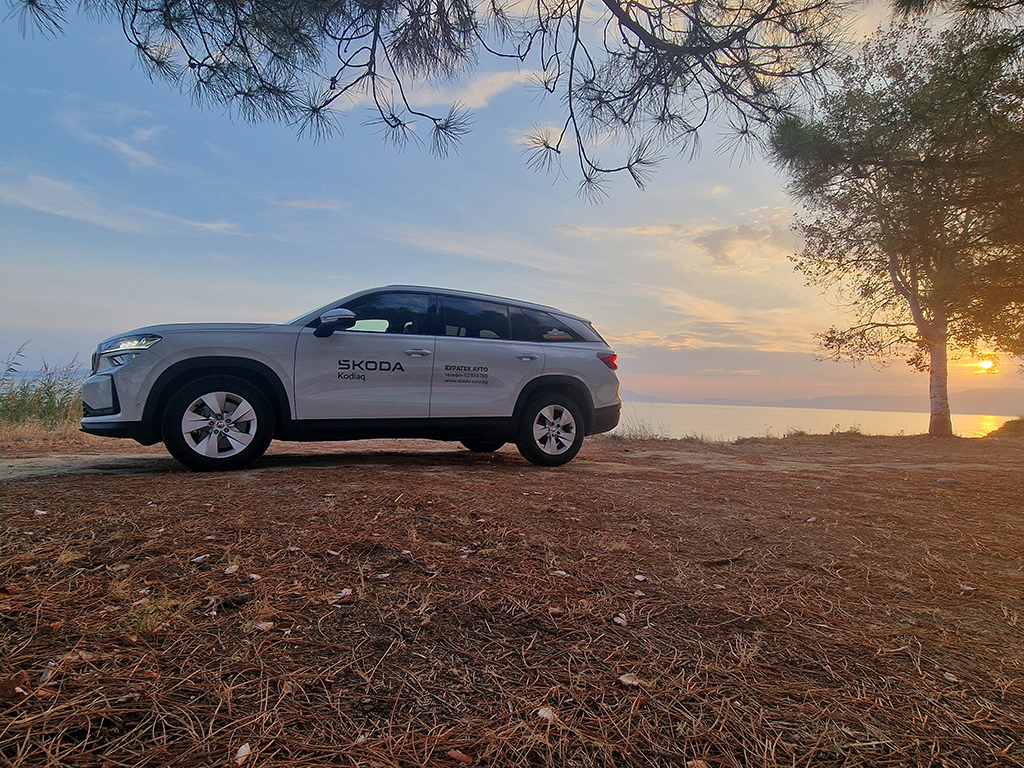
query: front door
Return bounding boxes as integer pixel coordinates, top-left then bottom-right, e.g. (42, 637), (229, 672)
(293, 291), (436, 420)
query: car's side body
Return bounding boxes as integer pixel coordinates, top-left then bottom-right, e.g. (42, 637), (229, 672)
(80, 285), (621, 469)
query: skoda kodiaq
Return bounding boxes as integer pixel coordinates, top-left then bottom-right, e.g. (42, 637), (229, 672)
(80, 286), (622, 470)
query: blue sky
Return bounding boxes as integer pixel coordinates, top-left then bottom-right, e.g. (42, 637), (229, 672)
(1, 7), (1021, 407)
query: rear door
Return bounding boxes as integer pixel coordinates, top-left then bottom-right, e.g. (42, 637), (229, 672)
(429, 296), (545, 418)
(293, 291), (436, 420)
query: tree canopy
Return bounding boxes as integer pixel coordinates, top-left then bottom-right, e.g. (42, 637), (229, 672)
(6, 0), (849, 195)
(892, 0), (1024, 16)
(770, 21), (1024, 435)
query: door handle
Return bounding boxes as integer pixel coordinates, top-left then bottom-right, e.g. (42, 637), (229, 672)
(517, 354), (540, 361)
(405, 349), (432, 357)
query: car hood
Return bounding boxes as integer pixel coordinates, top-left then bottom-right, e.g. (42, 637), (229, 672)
(100, 322), (281, 344)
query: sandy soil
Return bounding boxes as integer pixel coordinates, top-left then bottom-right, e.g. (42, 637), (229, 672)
(1, 432), (1023, 766)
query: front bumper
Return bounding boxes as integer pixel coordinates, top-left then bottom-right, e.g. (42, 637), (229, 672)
(79, 419), (159, 444)
(81, 374), (120, 417)
(80, 375), (158, 443)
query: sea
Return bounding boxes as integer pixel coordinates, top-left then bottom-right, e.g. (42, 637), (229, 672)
(615, 401), (1016, 442)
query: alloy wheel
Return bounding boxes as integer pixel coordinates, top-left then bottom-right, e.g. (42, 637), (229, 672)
(180, 390), (258, 459)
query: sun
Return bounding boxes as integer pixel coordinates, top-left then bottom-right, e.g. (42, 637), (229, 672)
(978, 359), (997, 372)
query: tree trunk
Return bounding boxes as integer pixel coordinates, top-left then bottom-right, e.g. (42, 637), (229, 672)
(928, 322), (953, 437)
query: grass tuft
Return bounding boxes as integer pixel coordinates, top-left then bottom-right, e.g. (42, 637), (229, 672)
(1, 344), (83, 428)
(608, 413), (669, 440)
(987, 417), (1024, 438)
(679, 431), (728, 444)
(829, 422), (863, 436)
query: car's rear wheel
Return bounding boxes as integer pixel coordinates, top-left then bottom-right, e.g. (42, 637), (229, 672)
(162, 376), (274, 471)
(516, 393), (584, 466)
(460, 439), (506, 453)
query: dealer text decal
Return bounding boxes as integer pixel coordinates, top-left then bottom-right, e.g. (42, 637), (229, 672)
(444, 364), (489, 386)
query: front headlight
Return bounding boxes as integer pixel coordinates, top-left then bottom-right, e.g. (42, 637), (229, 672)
(94, 334), (162, 371)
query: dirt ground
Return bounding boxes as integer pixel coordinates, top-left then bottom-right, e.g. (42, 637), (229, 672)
(1, 431), (1023, 767)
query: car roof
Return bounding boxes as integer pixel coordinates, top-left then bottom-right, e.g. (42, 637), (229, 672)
(366, 285), (590, 322)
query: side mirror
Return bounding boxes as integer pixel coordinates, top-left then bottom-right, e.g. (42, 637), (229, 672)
(313, 308), (356, 337)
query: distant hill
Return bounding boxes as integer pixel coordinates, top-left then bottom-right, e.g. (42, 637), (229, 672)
(621, 388), (1024, 417)
(620, 389), (679, 404)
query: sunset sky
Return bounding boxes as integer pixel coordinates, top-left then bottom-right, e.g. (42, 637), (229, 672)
(1, 7), (1021, 410)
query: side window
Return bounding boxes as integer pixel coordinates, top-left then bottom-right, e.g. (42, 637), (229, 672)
(341, 292), (431, 335)
(441, 298), (511, 340)
(516, 308), (586, 342)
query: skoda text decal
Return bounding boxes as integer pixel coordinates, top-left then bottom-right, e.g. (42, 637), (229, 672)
(338, 359), (406, 381)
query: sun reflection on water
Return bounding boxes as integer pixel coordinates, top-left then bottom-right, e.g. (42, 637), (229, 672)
(962, 414), (1009, 438)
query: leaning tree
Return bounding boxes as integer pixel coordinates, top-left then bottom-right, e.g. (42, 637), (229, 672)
(771, 21), (1024, 436)
(6, 0), (849, 195)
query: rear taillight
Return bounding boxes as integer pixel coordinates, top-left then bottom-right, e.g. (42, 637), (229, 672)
(597, 352), (618, 370)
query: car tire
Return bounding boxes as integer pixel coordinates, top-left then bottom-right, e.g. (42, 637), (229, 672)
(460, 439), (506, 453)
(516, 393), (584, 467)
(162, 376), (274, 471)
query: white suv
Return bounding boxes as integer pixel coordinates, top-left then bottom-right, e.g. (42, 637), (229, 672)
(80, 286), (621, 470)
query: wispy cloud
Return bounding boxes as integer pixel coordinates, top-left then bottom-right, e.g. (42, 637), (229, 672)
(278, 197), (349, 211)
(692, 221), (797, 267)
(614, 282), (827, 354)
(0, 173), (246, 236)
(0, 175), (145, 232)
(606, 329), (698, 350)
(100, 137), (161, 169)
(339, 70), (542, 113)
(155, 214), (247, 236)
(58, 108), (166, 170)
(383, 223), (584, 274)
(409, 70), (540, 109)
(560, 208), (797, 270)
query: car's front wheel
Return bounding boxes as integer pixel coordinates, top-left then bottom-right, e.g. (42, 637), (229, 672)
(162, 376), (274, 471)
(516, 393), (584, 467)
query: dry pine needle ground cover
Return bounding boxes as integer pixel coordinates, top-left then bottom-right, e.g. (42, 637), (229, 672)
(1, 431), (1023, 767)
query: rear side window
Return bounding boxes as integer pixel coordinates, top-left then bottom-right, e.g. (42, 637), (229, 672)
(511, 308), (595, 343)
(560, 316), (606, 343)
(341, 292), (431, 334)
(441, 297), (511, 340)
